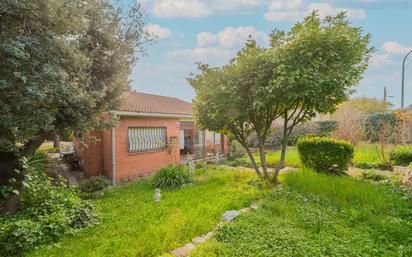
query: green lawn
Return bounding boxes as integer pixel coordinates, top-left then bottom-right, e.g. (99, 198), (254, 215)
(192, 170), (412, 256)
(25, 166), (265, 257)
(228, 143), (388, 170)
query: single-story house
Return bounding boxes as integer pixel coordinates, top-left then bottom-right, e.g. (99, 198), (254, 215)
(73, 91), (228, 183)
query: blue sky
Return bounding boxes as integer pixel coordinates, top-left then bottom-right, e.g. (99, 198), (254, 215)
(131, 0), (412, 107)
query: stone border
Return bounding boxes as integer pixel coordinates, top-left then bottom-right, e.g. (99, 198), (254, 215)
(170, 200), (263, 257)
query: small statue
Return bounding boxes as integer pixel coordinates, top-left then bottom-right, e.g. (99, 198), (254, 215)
(187, 154), (195, 177)
(154, 188), (161, 203)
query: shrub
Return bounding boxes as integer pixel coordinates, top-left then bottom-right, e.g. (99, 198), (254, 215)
(360, 170), (387, 182)
(317, 120), (338, 136)
(227, 140), (246, 160)
(153, 165), (189, 189)
(224, 157), (252, 168)
(390, 146), (412, 166)
(79, 176), (110, 193)
(353, 161), (392, 170)
(363, 112), (397, 142)
(0, 171), (97, 256)
(268, 121), (337, 146)
(297, 136), (354, 173)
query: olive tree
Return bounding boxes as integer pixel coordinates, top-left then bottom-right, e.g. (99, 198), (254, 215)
(271, 12), (373, 178)
(0, 0), (149, 213)
(188, 41), (282, 178)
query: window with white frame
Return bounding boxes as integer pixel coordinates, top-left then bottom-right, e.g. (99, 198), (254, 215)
(128, 127), (167, 153)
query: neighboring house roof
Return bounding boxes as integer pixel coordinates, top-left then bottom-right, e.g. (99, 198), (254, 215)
(116, 91), (193, 118)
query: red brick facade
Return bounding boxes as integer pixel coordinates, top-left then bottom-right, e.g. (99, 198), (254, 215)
(73, 91), (228, 182)
(74, 116), (182, 182)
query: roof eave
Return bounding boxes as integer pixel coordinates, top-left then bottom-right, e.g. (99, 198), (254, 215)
(113, 110), (193, 119)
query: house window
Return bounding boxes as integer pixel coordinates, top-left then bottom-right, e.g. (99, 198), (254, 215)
(128, 127), (167, 153)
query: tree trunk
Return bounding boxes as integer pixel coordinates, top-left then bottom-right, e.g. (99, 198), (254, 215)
(257, 141), (269, 178)
(0, 134), (48, 214)
(244, 147), (261, 177)
(53, 131), (60, 149)
(274, 118), (288, 179)
(0, 151), (21, 214)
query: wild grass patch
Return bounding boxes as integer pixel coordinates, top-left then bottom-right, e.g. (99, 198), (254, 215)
(193, 170), (412, 257)
(26, 167), (266, 257)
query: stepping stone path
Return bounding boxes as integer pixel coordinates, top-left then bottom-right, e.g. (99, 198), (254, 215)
(221, 210), (240, 222)
(169, 201), (262, 256)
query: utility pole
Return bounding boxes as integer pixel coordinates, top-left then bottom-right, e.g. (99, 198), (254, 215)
(383, 86), (387, 102)
(401, 49), (412, 109)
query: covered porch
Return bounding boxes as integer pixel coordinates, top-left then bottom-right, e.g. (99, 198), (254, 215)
(179, 121), (225, 160)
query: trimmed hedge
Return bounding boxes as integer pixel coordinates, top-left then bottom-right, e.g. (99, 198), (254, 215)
(297, 136), (354, 173)
(390, 146), (412, 166)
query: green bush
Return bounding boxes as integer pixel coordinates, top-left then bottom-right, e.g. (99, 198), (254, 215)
(353, 161), (392, 170)
(268, 121), (337, 147)
(297, 136), (354, 173)
(390, 146), (412, 166)
(153, 165), (190, 189)
(363, 112), (397, 142)
(79, 176), (110, 193)
(0, 171), (97, 256)
(227, 140), (246, 160)
(360, 170), (387, 182)
(224, 157), (252, 168)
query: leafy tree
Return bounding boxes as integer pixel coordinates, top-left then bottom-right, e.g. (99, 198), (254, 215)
(189, 41), (282, 178)
(0, 0), (148, 213)
(272, 12), (373, 177)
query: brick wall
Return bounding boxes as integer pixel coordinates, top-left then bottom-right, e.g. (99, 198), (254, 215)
(73, 131), (103, 177)
(73, 116), (228, 182)
(112, 116), (181, 180)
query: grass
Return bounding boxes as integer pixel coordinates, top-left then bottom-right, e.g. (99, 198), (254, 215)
(226, 147), (301, 168)
(26, 166), (266, 257)
(353, 143), (384, 165)
(192, 170), (412, 256)
(228, 143), (391, 170)
(37, 141), (57, 153)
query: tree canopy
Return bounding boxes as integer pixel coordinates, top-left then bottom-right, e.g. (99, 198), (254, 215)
(189, 11), (372, 179)
(189, 41), (282, 177)
(0, 0), (149, 213)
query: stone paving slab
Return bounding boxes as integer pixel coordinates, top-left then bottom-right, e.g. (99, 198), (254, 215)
(170, 201), (261, 256)
(171, 243), (195, 257)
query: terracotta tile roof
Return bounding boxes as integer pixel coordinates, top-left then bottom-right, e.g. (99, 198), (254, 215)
(118, 91), (193, 116)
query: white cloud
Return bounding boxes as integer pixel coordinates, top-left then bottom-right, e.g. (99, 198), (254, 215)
(264, 10), (302, 21)
(167, 47), (233, 65)
(145, 24), (172, 39)
(212, 0), (262, 11)
(307, 3), (365, 20)
(383, 41), (412, 55)
(369, 54), (390, 67)
(151, 0), (263, 18)
(153, 0), (211, 18)
(268, 0), (303, 10)
(197, 32), (217, 47)
(197, 26), (269, 48)
(265, 1), (365, 22)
